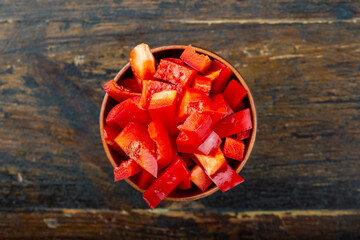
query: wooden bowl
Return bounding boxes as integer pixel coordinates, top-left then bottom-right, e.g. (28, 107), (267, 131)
(99, 45), (257, 201)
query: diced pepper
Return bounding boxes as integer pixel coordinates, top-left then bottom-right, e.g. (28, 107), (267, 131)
(154, 59), (197, 87)
(192, 75), (212, 95)
(210, 164), (244, 192)
(177, 172), (191, 190)
(237, 129), (251, 141)
(190, 165), (213, 192)
(178, 112), (213, 144)
(105, 102), (125, 129)
(148, 90), (179, 135)
(143, 158), (189, 209)
(213, 108), (252, 138)
(204, 69), (221, 82)
(163, 58), (184, 65)
(223, 137), (245, 161)
(180, 45), (212, 74)
(211, 94), (234, 124)
(148, 120), (172, 169)
(209, 60), (233, 95)
(102, 79), (141, 102)
(118, 77), (142, 93)
(140, 80), (177, 109)
(176, 131), (198, 153)
(176, 88), (213, 122)
(194, 148), (227, 176)
(114, 122), (158, 177)
(111, 96), (152, 128)
(114, 159), (142, 182)
(103, 124), (122, 151)
(129, 43), (156, 86)
(223, 79), (248, 111)
(197, 131), (222, 155)
(179, 154), (195, 167)
(137, 170), (156, 189)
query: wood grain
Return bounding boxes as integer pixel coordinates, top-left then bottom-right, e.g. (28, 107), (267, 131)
(2, 208), (360, 240)
(0, 0), (359, 238)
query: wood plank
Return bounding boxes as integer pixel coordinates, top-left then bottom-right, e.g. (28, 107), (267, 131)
(1, 208), (359, 239)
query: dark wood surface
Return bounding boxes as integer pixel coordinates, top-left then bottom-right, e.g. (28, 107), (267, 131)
(0, 0), (359, 239)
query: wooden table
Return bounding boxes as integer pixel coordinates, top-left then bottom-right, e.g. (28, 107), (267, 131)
(1, 1), (359, 239)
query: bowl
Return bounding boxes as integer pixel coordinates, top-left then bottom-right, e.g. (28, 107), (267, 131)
(99, 45), (257, 201)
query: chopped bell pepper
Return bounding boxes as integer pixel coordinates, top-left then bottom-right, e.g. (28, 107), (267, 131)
(105, 102), (125, 130)
(211, 94), (234, 124)
(103, 124), (122, 151)
(177, 172), (191, 190)
(197, 131), (222, 155)
(237, 129), (251, 141)
(163, 58), (184, 65)
(137, 169), (156, 189)
(129, 43), (156, 86)
(176, 88), (213, 122)
(223, 79), (248, 111)
(148, 120), (172, 169)
(114, 159), (142, 182)
(118, 77), (142, 93)
(102, 79), (141, 102)
(213, 108), (253, 138)
(223, 137), (245, 161)
(180, 45), (212, 74)
(176, 131), (198, 153)
(148, 90), (179, 135)
(210, 164), (244, 192)
(112, 96), (152, 128)
(140, 80), (177, 108)
(190, 165), (213, 192)
(178, 112), (213, 144)
(192, 75), (212, 95)
(114, 122), (158, 178)
(194, 148), (227, 176)
(154, 59), (197, 87)
(204, 69), (221, 82)
(209, 60), (233, 95)
(143, 158), (189, 209)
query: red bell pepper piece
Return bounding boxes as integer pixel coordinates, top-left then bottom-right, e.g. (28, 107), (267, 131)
(143, 158), (189, 209)
(194, 148), (227, 176)
(197, 131), (222, 155)
(179, 154), (195, 167)
(178, 112), (213, 144)
(190, 165), (213, 192)
(105, 102), (125, 130)
(137, 170), (156, 189)
(148, 120), (172, 169)
(177, 172), (191, 190)
(102, 79), (141, 102)
(209, 60), (233, 95)
(114, 122), (158, 177)
(140, 80), (177, 108)
(204, 69), (221, 82)
(237, 129), (251, 141)
(103, 124), (122, 151)
(176, 131), (198, 153)
(192, 75), (212, 95)
(213, 108), (253, 138)
(148, 90), (179, 135)
(118, 77), (142, 93)
(111, 96), (151, 128)
(180, 45), (212, 74)
(163, 58), (184, 65)
(176, 88), (213, 122)
(210, 164), (244, 192)
(129, 43), (156, 86)
(223, 79), (248, 111)
(223, 137), (245, 161)
(211, 94), (234, 124)
(154, 59), (197, 87)
(114, 159), (142, 182)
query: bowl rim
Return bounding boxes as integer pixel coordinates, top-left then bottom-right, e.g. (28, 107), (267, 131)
(99, 45), (257, 201)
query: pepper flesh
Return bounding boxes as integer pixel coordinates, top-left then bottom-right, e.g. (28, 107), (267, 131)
(213, 108), (252, 138)
(114, 159), (142, 182)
